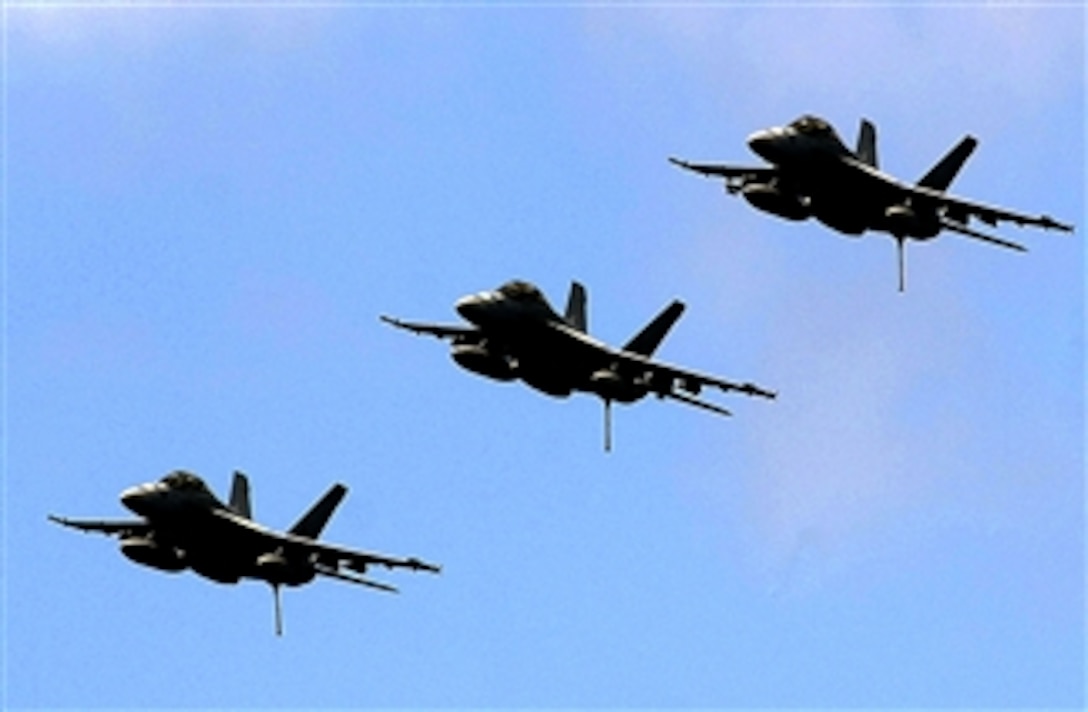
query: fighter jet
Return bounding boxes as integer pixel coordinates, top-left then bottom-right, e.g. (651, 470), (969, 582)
(49, 470), (440, 635)
(670, 115), (1074, 291)
(381, 279), (775, 451)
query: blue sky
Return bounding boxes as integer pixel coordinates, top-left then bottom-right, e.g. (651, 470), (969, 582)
(3, 4), (1083, 709)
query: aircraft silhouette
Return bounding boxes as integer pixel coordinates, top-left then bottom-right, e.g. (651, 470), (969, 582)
(381, 279), (775, 451)
(670, 115), (1073, 290)
(50, 470), (440, 635)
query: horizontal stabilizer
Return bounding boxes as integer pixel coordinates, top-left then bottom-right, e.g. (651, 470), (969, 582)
(666, 390), (733, 417)
(315, 563), (399, 593)
(941, 218), (1028, 251)
(623, 301), (685, 356)
(289, 484), (347, 540)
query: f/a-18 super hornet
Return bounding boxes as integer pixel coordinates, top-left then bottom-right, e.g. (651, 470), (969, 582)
(381, 279), (775, 451)
(670, 115), (1073, 290)
(49, 470), (440, 635)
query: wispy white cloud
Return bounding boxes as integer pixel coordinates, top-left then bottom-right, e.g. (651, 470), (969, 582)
(747, 288), (948, 548)
(675, 257), (992, 590)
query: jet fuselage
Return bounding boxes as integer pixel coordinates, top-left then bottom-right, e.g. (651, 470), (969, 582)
(383, 280), (776, 449)
(745, 118), (941, 239)
(452, 282), (648, 403)
(118, 473), (307, 585)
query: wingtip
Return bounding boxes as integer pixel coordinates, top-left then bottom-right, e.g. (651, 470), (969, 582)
(379, 314), (405, 328)
(1043, 216), (1074, 232)
(740, 382), (777, 400)
(407, 557), (442, 574)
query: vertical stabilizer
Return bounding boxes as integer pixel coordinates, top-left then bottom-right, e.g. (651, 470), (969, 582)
(564, 281), (588, 333)
(288, 484), (347, 539)
(917, 135), (977, 190)
(856, 118), (878, 168)
(229, 471), (252, 519)
(622, 301), (686, 356)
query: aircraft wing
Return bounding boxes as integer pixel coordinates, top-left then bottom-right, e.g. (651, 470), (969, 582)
(209, 508), (441, 576)
(48, 514), (150, 537)
(542, 320), (777, 404)
(910, 184), (1074, 233)
(668, 156), (778, 182)
(380, 315), (477, 340)
(280, 532), (443, 576)
(614, 349), (778, 402)
(840, 156), (1073, 233)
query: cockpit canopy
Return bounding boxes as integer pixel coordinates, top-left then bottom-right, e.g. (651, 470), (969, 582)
(788, 115), (833, 136)
(496, 280), (544, 304)
(160, 470), (212, 494)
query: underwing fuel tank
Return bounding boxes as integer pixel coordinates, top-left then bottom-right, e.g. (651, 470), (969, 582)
(588, 369), (646, 403)
(451, 343), (515, 381)
(884, 204), (941, 239)
(255, 552), (316, 587)
(741, 183), (810, 221)
(120, 536), (186, 572)
(884, 204), (919, 235)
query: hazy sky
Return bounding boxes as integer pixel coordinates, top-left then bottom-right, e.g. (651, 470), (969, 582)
(4, 3), (1083, 709)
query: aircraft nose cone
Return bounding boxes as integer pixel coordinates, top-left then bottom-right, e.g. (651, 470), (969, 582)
(746, 129), (779, 160)
(455, 293), (488, 323)
(120, 485), (149, 514)
(120, 483), (163, 515)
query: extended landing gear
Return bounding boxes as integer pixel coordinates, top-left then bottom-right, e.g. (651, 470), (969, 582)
(895, 235), (907, 293)
(271, 583), (283, 636)
(603, 398), (612, 453)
